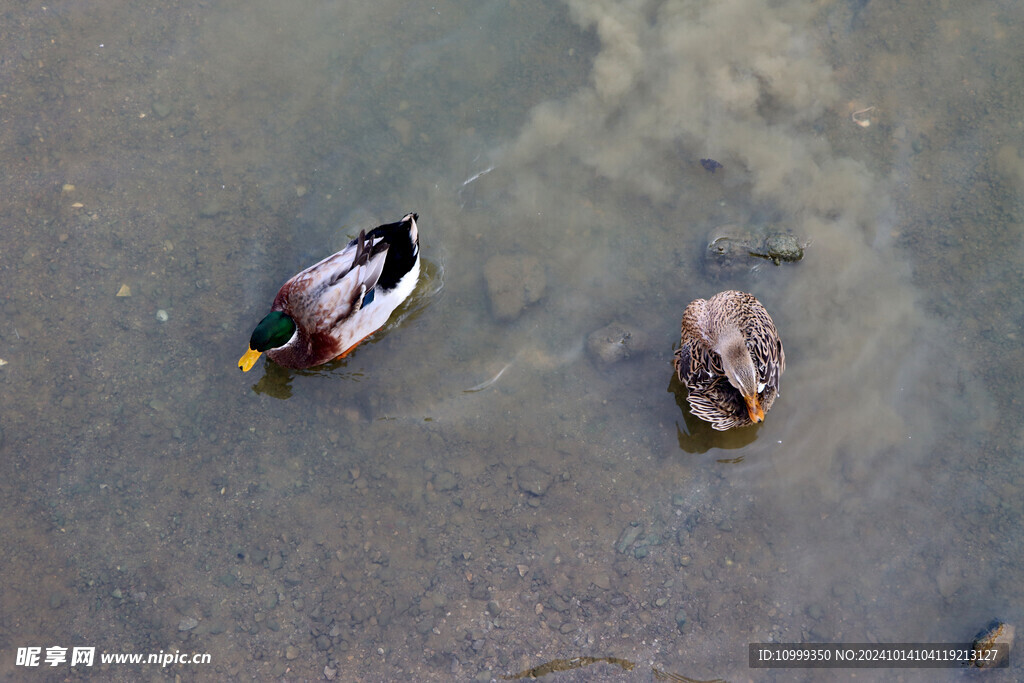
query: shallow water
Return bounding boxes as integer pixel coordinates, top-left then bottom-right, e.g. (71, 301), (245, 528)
(1, 0), (1023, 680)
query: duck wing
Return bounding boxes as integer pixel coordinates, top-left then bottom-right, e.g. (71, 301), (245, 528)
(274, 230), (390, 334)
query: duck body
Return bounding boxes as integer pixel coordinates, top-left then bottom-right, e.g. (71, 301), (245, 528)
(239, 213), (420, 371)
(674, 290), (784, 430)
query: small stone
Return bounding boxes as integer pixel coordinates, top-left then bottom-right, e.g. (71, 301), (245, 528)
(591, 574), (611, 590)
(111, 588), (123, 599)
(671, 494), (686, 506)
(586, 322), (647, 365)
(152, 101), (171, 119)
(267, 551), (284, 571)
(199, 199), (226, 219)
(178, 617), (199, 631)
(559, 622), (576, 634)
(432, 471), (458, 492)
(516, 465), (551, 497)
(324, 666), (337, 680)
(675, 609), (687, 633)
(116, 284), (131, 297)
(285, 645), (299, 660)
(486, 601), (502, 617)
(483, 254), (546, 320)
(155, 309), (169, 323)
(615, 523), (644, 554)
(972, 620), (1014, 668)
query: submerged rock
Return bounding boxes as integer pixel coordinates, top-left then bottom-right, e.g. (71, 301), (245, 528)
(586, 322), (647, 365)
(484, 254), (546, 320)
(515, 465), (552, 497)
(971, 620), (1014, 668)
(704, 223), (805, 278)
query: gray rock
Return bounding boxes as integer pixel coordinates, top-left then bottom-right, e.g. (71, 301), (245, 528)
(615, 523), (644, 554)
(515, 465), (552, 497)
(586, 322), (647, 364)
(704, 223), (805, 278)
(675, 608), (687, 633)
(266, 551), (284, 572)
(432, 471), (458, 492)
(198, 199), (226, 219)
(484, 255), (546, 320)
(178, 617), (198, 631)
(152, 101), (171, 119)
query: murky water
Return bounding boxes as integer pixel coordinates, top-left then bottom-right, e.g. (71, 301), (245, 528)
(1, 0), (1022, 680)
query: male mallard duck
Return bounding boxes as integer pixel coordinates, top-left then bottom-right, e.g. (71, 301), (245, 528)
(673, 290), (785, 430)
(239, 213), (420, 372)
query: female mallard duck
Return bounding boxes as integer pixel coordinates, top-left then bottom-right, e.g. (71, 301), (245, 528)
(673, 290), (785, 430)
(238, 213), (420, 372)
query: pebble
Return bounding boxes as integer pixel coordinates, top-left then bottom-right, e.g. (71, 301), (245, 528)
(432, 471), (458, 492)
(151, 101), (171, 119)
(515, 465), (552, 497)
(178, 617), (198, 631)
(155, 309), (169, 323)
(285, 645), (299, 660)
(615, 523), (644, 554)
(675, 609), (687, 633)
(199, 200), (226, 219)
(324, 666), (337, 680)
(267, 551), (284, 571)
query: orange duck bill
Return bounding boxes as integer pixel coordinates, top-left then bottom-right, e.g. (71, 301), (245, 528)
(744, 393), (765, 424)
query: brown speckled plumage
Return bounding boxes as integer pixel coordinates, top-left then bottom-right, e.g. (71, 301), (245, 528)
(674, 290), (785, 430)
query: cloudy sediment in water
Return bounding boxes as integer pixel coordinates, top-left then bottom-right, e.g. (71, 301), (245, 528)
(500, 0), (931, 490)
